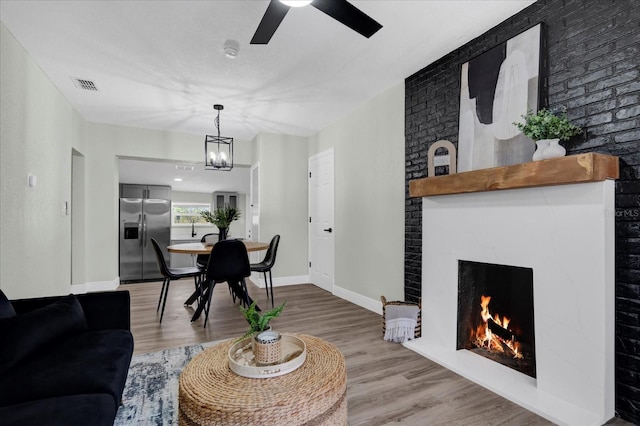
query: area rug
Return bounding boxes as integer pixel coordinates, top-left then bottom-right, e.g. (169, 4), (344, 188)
(114, 341), (223, 425)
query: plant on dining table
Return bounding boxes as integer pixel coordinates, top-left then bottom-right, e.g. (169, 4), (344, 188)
(200, 205), (240, 229)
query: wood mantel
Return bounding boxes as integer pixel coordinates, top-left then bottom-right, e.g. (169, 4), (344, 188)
(409, 153), (619, 198)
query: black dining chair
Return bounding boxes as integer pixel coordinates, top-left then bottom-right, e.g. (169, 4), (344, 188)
(150, 238), (204, 323)
(196, 232), (239, 303)
(197, 239), (252, 328)
(250, 235), (280, 307)
(195, 233), (218, 270)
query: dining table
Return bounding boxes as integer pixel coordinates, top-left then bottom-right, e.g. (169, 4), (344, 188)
(167, 239), (270, 321)
(167, 240), (269, 255)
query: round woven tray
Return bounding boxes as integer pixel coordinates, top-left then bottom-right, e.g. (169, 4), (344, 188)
(229, 334), (307, 378)
(178, 334), (347, 426)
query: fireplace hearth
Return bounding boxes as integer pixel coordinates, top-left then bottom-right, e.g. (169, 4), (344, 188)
(457, 260), (535, 378)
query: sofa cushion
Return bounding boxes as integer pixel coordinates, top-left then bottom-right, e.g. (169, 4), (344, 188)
(10, 290), (131, 331)
(0, 394), (117, 426)
(0, 295), (88, 373)
(0, 329), (133, 407)
(0, 290), (16, 319)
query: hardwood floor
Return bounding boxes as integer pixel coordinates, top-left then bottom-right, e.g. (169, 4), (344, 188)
(123, 279), (625, 425)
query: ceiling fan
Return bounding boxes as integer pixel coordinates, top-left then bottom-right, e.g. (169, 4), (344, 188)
(250, 0), (382, 45)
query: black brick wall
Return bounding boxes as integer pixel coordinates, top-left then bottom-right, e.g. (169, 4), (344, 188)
(404, 0), (639, 422)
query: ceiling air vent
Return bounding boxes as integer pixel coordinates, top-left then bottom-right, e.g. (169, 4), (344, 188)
(71, 78), (98, 91)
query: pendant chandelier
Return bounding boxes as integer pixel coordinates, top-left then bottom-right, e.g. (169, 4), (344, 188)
(205, 104), (233, 171)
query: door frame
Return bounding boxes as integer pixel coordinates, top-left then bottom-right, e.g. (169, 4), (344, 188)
(71, 149), (85, 286)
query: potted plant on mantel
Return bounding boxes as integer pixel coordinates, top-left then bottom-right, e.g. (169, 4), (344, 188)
(238, 301), (286, 366)
(513, 108), (583, 161)
(200, 205), (240, 240)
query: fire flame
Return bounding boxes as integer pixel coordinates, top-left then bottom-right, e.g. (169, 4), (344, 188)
(474, 295), (523, 359)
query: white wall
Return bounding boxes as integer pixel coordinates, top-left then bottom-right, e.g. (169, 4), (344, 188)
(254, 132), (309, 279)
(308, 83), (406, 303)
(171, 191), (214, 204)
(0, 23), (85, 298)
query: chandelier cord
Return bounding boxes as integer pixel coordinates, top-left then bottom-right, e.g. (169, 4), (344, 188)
(215, 111), (221, 138)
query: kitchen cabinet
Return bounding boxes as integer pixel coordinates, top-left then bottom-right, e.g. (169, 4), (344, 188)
(121, 184), (171, 200)
(213, 191), (238, 209)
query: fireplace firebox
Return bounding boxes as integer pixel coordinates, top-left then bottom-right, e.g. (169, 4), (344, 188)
(457, 260), (536, 378)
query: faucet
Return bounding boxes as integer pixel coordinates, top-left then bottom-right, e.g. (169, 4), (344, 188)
(191, 221), (197, 238)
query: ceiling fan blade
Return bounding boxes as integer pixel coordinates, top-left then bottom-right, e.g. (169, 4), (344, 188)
(311, 0), (382, 38)
(251, 0), (290, 44)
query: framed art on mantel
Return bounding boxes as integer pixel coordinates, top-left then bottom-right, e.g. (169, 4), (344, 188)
(458, 23), (544, 172)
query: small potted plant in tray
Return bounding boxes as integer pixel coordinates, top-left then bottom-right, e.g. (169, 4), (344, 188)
(238, 301), (286, 365)
(513, 108), (583, 161)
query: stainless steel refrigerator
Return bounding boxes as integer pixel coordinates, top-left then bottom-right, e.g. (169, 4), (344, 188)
(119, 198), (171, 281)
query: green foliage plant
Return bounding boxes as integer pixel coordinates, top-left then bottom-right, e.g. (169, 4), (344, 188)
(200, 205), (240, 229)
(513, 108), (582, 141)
(237, 301), (286, 342)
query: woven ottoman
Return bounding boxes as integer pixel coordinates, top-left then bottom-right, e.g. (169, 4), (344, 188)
(178, 334), (347, 425)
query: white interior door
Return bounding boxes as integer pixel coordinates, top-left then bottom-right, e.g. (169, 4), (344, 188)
(250, 163), (260, 242)
(249, 163), (261, 266)
(309, 149), (334, 293)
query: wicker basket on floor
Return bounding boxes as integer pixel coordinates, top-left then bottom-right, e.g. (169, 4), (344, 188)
(381, 295), (421, 339)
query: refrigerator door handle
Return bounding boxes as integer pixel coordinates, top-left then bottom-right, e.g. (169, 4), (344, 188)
(138, 214), (143, 246)
(143, 214), (148, 247)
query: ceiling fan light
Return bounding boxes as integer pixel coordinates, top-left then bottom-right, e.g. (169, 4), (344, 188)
(279, 0), (312, 7)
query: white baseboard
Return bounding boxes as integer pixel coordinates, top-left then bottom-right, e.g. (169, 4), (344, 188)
(250, 274), (309, 289)
(71, 277), (120, 294)
(333, 285), (383, 315)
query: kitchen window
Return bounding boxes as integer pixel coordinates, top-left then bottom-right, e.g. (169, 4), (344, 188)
(172, 203), (211, 226)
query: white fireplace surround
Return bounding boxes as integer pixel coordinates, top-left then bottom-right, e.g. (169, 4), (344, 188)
(404, 180), (615, 426)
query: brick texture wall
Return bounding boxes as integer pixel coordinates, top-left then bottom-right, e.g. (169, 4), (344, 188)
(404, 0), (639, 422)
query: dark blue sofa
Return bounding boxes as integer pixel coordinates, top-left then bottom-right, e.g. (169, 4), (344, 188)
(0, 290), (134, 426)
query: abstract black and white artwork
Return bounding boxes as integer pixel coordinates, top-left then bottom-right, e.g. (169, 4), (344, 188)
(458, 24), (543, 171)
